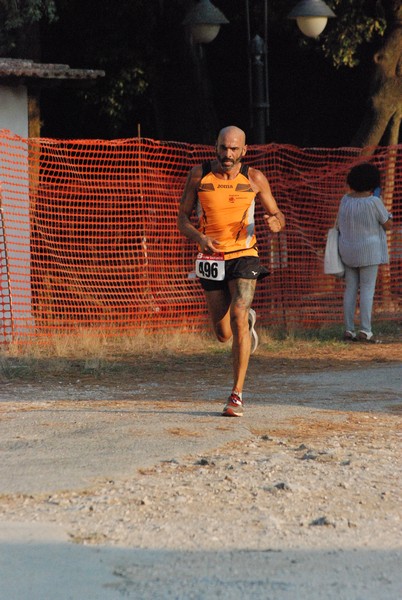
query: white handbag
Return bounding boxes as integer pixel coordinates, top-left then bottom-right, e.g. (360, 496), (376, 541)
(324, 226), (345, 278)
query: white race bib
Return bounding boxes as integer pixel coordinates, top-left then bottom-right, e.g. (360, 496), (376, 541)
(195, 252), (225, 281)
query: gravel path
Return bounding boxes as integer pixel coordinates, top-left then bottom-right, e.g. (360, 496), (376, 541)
(0, 358), (401, 599)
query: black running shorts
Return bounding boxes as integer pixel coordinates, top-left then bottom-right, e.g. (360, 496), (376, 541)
(199, 256), (269, 292)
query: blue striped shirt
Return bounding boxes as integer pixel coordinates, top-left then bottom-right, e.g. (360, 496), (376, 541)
(338, 194), (389, 267)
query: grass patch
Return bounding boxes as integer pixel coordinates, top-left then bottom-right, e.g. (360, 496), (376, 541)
(1, 329), (221, 361)
(0, 323), (400, 382)
(0, 329), (224, 381)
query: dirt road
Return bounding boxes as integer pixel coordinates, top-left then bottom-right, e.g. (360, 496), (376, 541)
(0, 342), (401, 599)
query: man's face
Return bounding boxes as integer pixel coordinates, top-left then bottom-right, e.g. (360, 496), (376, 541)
(216, 132), (247, 172)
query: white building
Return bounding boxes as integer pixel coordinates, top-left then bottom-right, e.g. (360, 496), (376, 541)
(0, 58), (104, 340)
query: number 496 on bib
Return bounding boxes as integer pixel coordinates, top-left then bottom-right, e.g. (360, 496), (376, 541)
(195, 252), (225, 281)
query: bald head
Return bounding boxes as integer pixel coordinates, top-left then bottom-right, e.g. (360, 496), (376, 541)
(217, 126), (246, 146)
(216, 126), (247, 173)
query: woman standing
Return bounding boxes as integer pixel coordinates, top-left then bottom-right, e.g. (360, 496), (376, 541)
(338, 163), (393, 343)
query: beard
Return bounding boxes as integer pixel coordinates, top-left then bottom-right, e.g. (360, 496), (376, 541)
(217, 156), (236, 171)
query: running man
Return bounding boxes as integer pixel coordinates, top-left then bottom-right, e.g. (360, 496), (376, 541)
(178, 125), (285, 416)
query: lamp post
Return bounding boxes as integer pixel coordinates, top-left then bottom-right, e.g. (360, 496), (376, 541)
(249, 33), (269, 144)
(183, 0), (336, 144)
(182, 0), (229, 142)
(247, 0), (336, 143)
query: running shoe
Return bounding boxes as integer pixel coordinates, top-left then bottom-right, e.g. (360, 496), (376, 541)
(222, 392), (244, 417)
(249, 308), (258, 354)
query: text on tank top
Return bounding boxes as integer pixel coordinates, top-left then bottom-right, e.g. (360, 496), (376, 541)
(196, 162), (258, 258)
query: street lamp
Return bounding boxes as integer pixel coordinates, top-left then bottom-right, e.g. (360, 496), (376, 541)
(247, 0), (336, 143)
(182, 0), (229, 45)
(181, 0), (230, 142)
(182, 0), (336, 144)
(288, 0), (336, 38)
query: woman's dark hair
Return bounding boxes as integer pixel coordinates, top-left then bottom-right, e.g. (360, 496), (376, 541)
(346, 163), (381, 192)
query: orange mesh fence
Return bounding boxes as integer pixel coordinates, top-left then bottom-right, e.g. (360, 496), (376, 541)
(0, 130), (401, 341)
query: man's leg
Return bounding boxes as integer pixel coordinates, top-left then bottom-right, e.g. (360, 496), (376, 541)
(204, 278), (256, 416)
(204, 286), (232, 343)
(228, 278), (256, 395)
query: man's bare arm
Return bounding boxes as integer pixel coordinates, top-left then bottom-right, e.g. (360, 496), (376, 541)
(250, 168), (285, 232)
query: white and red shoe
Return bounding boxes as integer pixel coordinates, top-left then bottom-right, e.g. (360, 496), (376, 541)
(222, 392), (244, 417)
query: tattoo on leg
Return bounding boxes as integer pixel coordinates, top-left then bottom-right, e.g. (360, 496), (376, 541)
(234, 279), (256, 308)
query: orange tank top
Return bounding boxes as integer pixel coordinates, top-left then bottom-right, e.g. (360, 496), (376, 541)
(197, 162), (258, 260)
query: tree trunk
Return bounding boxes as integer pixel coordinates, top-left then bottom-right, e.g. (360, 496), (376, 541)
(351, 5), (402, 148)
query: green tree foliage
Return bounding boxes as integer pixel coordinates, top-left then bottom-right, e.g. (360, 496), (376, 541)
(0, 0), (57, 55)
(40, 0), (179, 138)
(284, 0), (401, 145)
(310, 0), (387, 68)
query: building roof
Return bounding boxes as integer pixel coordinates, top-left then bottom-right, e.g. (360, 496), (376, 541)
(0, 58), (105, 85)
